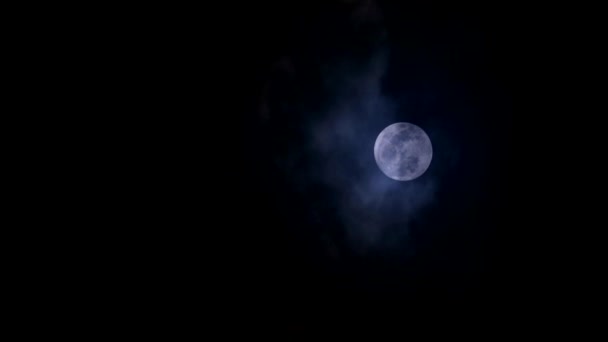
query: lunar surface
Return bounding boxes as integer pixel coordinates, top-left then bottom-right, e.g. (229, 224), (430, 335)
(374, 122), (433, 181)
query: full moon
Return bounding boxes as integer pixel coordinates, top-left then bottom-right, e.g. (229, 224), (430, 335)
(374, 122), (433, 181)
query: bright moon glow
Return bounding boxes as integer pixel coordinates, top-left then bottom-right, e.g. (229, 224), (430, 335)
(374, 122), (433, 181)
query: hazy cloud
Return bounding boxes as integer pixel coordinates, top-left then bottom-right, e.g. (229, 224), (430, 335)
(259, 0), (441, 256)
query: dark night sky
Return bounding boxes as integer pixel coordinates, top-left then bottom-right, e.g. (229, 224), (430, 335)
(132, 0), (575, 325)
(13, 0), (596, 333)
(229, 0), (515, 307)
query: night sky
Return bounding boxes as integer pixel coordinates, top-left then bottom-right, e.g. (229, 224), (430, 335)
(232, 0), (513, 309)
(144, 0), (531, 324)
